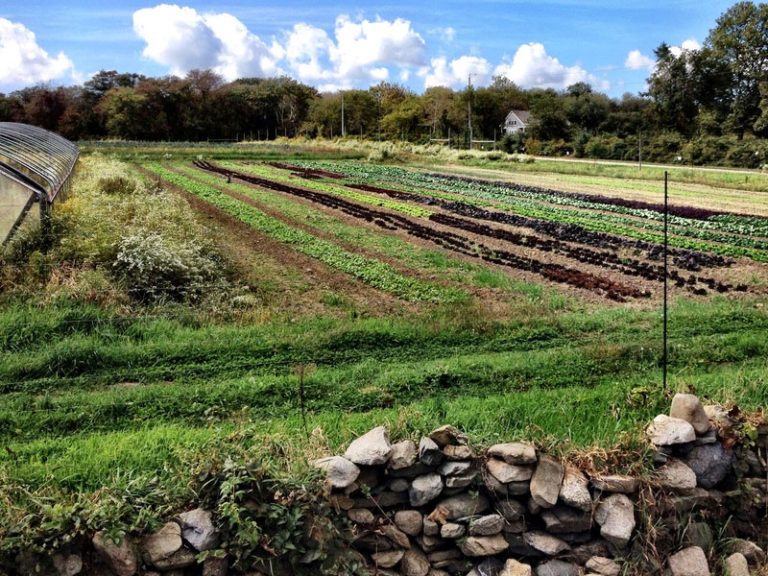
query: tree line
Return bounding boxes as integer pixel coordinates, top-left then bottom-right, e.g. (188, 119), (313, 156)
(1, 1), (767, 167)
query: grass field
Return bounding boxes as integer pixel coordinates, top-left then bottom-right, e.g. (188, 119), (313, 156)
(1, 145), (767, 549)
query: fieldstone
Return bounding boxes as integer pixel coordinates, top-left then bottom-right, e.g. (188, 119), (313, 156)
(530, 455), (564, 509)
(656, 459), (697, 492)
(460, 534), (509, 557)
(52, 553), (83, 576)
(496, 499), (526, 522)
(585, 556), (621, 576)
(388, 440), (418, 470)
(728, 539), (766, 564)
(363, 491), (410, 508)
(540, 506), (592, 534)
(570, 541), (610, 565)
(179, 508), (219, 552)
(92, 532), (138, 576)
(684, 443), (733, 488)
(345, 426), (392, 465)
(417, 534), (446, 553)
(670, 394), (710, 435)
(668, 546), (710, 576)
(347, 508), (375, 524)
(559, 467), (592, 511)
(682, 522), (713, 551)
(647, 415), (696, 446)
(483, 471), (508, 496)
(500, 558), (533, 576)
(590, 475), (640, 494)
(331, 494), (355, 510)
(433, 492), (490, 520)
(353, 532), (394, 553)
(469, 514), (505, 536)
(488, 442), (537, 465)
(419, 437), (444, 467)
(440, 522), (465, 539)
(445, 473), (475, 489)
(594, 494), (635, 548)
(444, 445), (474, 460)
(694, 429), (718, 445)
(423, 517), (439, 536)
(143, 522), (183, 567)
(314, 456), (360, 489)
(437, 460), (473, 476)
(388, 462), (432, 478)
(427, 549), (461, 565)
(395, 510), (423, 536)
(372, 550), (405, 568)
(487, 458), (534, 483)
(381, 524), (411, 548)
(401, 548), (430, 576)
(410, 473), (444, 506)
(429, 570), (451, 576)
(535, 560), (580, 576)
(151, 548), (196, 571)
(390, 478), (411, 492)
(474, 558), (505, 576)
(202, 557), (228, 576)
(723, 553), (749, 576)
(429, 425), (467, 447)
(523, 531), (570, 556)
(508, 481), (531, 495)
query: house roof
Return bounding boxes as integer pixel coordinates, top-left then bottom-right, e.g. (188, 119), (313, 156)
(0, 122), (79, 202)
(505, 110), (532, 124)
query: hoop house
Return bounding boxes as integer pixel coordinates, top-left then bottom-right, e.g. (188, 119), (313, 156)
(0, 122), (79, 246)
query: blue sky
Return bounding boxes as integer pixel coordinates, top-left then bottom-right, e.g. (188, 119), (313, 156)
(0, 0), (736, 97)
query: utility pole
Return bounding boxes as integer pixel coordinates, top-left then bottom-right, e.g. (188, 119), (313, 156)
(467, 74), (474, 150)
(341, 92), (346, 137)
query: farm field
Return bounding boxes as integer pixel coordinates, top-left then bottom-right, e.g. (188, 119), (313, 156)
(2, 149), (768, 536)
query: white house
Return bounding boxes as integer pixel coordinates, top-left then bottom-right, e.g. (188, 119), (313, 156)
(503, 110), (532, 135)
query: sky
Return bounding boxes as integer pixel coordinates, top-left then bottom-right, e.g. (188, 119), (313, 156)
(0, 0), (737, 97)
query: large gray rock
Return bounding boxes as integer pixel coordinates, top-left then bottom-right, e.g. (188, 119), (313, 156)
(668, 546), (710, 576)
(410, 473), (444, 506)
(647, 415), (696, 446)
(488, 442), (537, 464)
(530, 455), (564, 508)
(500, 558), (533, 576)
(344, 426), (392, 465)
(433, 492), (490, 520)
(469, 514), (505, 536)
(419, 437), (444, 466)
(394, 510), (423, 536)
(585, 556), (621, 576)
(496, 499), (526, 523)
(142, 522), (183, 567)
(381, 524), (410, 548)
(670, 394), (710, 434)
(443, 444), (474, 460)
(460, 534), (509, 556)
(728, 539), (766, 565)
(487, 458), (535, 483)
(428, 425), (467, 447)
(594, 494), (635, 548)
(314, 456), (360, 489)
(179, 508), (219, 552)
(523, 531), (570, 556)
(655, 459), (697, 492)
(401, 548), (430, 576)
(388, 440), (417, 470)
(347, 508), (375, 524)
(559, 467), (592, 511)
(724, 553), (749, 576)
(684, 443), (733, 488)
(372, 549), (404, 568)
(540, 506), (592, 534)
(590, 475), (639, 494)
(439, 522), (465, 539)
(92, 532), (138, 576)
(535, 559), (580, 576)
(437, 460), (473, 476)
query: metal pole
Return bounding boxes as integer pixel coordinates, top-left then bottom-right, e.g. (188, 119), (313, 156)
(663, 171), (669, 392)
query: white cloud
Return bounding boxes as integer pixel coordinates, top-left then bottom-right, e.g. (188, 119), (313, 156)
(625, 49), (655, 71)
(493, 43), (589, 90)
(133, 4), (280, 80)
(670, 38), (701, 58)
(423, 56), (491, 89)
(0, 18), (75, 89)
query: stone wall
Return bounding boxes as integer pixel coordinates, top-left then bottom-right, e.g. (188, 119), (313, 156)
(19, 394), (768, 576)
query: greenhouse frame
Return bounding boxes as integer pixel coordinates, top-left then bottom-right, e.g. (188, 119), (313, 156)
(0, 122), (79, 246)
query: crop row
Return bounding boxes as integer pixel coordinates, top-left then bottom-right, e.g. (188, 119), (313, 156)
(144, 164), (457, 303)
(296, 161), (768, 238)
(198, 162), (650, 301)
